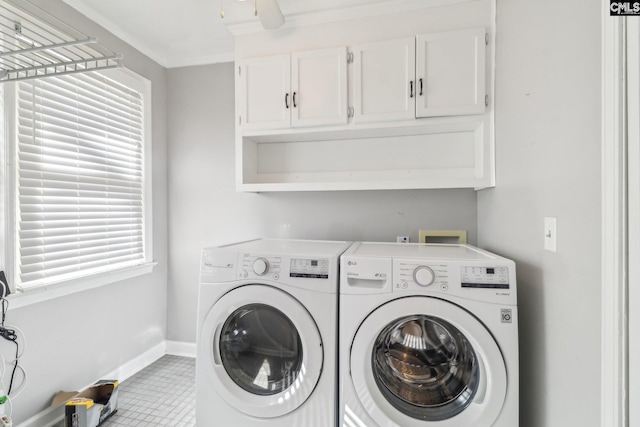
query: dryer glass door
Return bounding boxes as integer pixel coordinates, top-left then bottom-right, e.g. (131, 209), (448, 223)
(372, 315), (479, 421)
(200, 284), (324, 418)
(220, 303), (303, 396)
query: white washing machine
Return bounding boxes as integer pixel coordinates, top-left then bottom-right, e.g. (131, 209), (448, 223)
(339, 242), (518, 427)
(196, 238), (351, 426)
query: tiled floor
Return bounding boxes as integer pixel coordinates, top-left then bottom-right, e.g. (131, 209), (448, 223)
(57, 355), (195, 427)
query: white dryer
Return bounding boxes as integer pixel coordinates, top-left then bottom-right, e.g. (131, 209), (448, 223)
(339, 242), (518, 427)
(196, 238), (351, 426)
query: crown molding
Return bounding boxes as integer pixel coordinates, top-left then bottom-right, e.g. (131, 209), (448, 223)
(166, 52), (236, 69)
(62, 0), (171, 67)
(225, 0), (478, 36)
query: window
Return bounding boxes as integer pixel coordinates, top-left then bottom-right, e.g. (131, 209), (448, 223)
(5, 68), (152, 293)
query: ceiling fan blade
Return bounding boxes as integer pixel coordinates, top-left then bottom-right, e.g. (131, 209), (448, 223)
(258, 0), (285, 30)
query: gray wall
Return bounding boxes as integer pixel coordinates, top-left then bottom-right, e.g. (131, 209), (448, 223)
(477, 1), (601, 426)
(6, 1), (168, 424)
(166, 63), (479, 343)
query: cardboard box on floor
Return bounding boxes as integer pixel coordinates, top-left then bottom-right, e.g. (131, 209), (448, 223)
(51, 380), (119, 427)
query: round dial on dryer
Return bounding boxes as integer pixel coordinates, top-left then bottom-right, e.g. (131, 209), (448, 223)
(413, 266), (435, 287)
(252, 258), (270, 276)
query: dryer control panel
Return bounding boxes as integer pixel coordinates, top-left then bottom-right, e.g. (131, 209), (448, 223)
(240, 254), (283, 280)
(238, 254), (332, 282)
(290, 258), (330, 279)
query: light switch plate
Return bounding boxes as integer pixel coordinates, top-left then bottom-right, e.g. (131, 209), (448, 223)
(544, 217), (557, 252)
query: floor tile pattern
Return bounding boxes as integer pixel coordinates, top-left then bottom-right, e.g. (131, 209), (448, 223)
(56, 355), (195, 427)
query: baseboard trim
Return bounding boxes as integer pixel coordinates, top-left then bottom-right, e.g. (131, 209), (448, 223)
(18, 341), (169, 427)
(165, 340), (196, 358)
(103, 341), (167, 383)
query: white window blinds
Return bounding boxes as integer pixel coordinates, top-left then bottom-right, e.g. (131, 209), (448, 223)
(15, 71), (146, 290)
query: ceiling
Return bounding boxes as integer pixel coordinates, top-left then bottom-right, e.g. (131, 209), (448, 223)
(60, 0), (393, 68)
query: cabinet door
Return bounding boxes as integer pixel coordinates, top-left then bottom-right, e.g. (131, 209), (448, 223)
(416, 28), (486, 117)
(240, 54), (291, 130)
(352, 38), (416, 124)
(291, 47), (348, 128)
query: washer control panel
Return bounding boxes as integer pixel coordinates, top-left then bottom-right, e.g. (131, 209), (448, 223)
(394, 260), (450, 292)
(461, 266), (510, 289)
(393, 259), (512, 296)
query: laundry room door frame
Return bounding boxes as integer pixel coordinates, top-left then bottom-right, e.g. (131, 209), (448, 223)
(601, 7), (640, 427)
(602, 6), (627, 427)
(627, 14), (640, 427)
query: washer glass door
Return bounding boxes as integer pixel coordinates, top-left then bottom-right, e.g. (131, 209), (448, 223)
(350, 296), (507, 427)
(372, 315), (479, 421)
(220, 303), (303, 396)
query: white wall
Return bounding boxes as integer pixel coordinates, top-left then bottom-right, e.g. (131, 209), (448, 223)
(477, 1), (601, 426)
(3, 1), (168, 424)
(166, 63), (479, 343)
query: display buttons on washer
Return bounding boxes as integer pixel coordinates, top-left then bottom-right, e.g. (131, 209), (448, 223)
(440, 283), (449, 291)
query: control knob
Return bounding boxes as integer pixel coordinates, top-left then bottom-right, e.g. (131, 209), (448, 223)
(413, 266), (435, 287)
(252, 258), (269, 276)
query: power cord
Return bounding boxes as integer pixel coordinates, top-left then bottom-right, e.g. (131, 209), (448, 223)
(0, 277), (25, 401)
(0, 274), (20, 426)
(0, 272), (8, 300)
(0, 331), (18, 396)
(0, 307), (15, 396)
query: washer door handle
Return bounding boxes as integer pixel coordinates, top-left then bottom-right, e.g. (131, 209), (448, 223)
(473, 352), (488, 404)
(212, 324), (223, 365)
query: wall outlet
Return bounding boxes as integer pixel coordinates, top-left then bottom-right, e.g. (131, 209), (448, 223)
(397, 236), (409, 243)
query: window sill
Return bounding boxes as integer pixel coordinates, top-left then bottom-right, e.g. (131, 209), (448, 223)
(6, 262), (157, 310)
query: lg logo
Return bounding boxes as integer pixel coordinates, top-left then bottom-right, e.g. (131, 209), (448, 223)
(610, 1), (640, 15)
(501, 309), (513, 324)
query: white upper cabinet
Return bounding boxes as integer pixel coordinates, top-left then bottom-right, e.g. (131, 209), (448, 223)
(291, 47), (349, 128)
(240, 54), (291, 131)
(233, 7), (495, 192)
(352, 28), (486, 123)
(352, 37), (416, 124)
(416, 28), (486, 117)
(239, 47), (348, 131)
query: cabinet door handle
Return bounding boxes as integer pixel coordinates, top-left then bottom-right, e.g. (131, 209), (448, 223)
(293, 91), (297, 108)
(419, 78), (423, 96)
(285, 93), (289, 109)
(410, 81), (414, 98)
